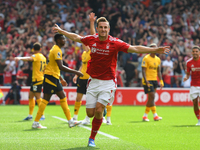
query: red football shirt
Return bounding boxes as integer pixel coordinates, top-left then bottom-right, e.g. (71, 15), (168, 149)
(81, 34), (130, 80)
(186, 57), (200, 86)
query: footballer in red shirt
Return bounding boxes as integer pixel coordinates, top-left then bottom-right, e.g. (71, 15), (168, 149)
(52, 12), (171, 147)
(184, 46), (200, 126)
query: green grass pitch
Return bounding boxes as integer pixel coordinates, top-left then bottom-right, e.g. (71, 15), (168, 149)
(0, 105), (199, 150)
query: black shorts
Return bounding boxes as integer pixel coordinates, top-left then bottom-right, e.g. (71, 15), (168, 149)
(30, 80), (43, 92)
(143, 80), (158, 94)
(43, 75), (63, 94)
(77, 78), (88, 94)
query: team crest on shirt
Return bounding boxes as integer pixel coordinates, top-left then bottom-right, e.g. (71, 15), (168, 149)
(32, 55), (36, 57)
(57, 52), (61, 58)
(91, 47), (96, 53)
(106, 43), (110, 49)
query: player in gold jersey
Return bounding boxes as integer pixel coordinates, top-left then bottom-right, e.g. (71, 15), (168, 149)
(72, 44), (91, 124)
(14, 42), (46, 121)
(32, 34), (83, 129)
(142, 43), (164, 122)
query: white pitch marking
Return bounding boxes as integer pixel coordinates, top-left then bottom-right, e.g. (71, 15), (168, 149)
(52, 116), (119, 139)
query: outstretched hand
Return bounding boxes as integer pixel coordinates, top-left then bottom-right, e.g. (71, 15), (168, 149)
(157, 46), (171, 54)
(89, 12), (97, 22)
(52, 24), (62, 33)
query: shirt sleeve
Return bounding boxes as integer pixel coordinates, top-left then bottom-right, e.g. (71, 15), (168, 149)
(186, 62), (190, 73)
(31, 54), (37, 61)
(141, 57), (147, 68)
(115, 39), (130, 53)
(54, 49), (62, 60)
(80, 35), (92, 46)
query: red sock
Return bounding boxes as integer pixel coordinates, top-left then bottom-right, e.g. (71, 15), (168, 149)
(89, 117), (103, 140)
(194, 110), (200, 119)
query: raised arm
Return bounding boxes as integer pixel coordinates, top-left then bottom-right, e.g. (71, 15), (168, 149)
(89, 12), (97, 35)
(52, 24), (82, 43)
(127, 45), (170, 54)
(14, 57), (33, 62)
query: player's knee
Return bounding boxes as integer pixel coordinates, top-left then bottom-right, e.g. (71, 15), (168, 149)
(95, 107), (104, 116)
(87, 111), (94, 118)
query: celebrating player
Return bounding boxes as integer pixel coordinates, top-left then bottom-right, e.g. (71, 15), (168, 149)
(184, 46), (200, 126)
(15, 42), (46, 121)
(141, 43), (163, 122)
(52, 12), (170, 147)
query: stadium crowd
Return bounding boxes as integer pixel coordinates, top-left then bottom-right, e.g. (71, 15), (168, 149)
(0, 0), (200, 88)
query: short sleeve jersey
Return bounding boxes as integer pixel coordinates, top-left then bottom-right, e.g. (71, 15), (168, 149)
(81, 34), (130, 80)
(141, 54), (161, 82)
(186, 57), (200, 86)
(44, 45), (62, 79)
(31, 53), (46, 82)
(80, 50), (91, 80)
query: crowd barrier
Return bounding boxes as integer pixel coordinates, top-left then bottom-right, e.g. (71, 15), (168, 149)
(0, 86), (192, 106)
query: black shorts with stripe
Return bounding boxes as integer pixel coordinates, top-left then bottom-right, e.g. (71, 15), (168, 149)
(77, 78), (88, 94)
(43, 74), (63, 94)
(30, 80), (43, 92)
(143, 80), (158, 94)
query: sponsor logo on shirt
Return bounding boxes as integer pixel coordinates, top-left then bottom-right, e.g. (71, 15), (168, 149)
(91, 47), (109, 55)
(191, 67), (200, 71)
(106, 43), (110, 49)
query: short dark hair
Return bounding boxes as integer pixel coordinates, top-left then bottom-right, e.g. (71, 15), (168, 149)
(33, 42), (41, 51)
(54, 33), (64, 43)
(192, 46), (200, 51)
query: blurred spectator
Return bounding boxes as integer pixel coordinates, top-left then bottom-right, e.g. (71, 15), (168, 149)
(3, 63), (12, 86)
(123, 58), (137, 87)
(173, 55), (184, 87)
(5, 55), (16, 83)
(163, 66), (171, 87)
(16, 65), (28, 86)
(162, 55), (173, 75)
(1, 80), (21, 105)
(64, 18), (75, 32)
(0, 53), (6, 85)
(0, 44), (7, 60)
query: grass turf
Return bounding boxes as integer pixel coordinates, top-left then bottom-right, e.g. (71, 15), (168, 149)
(0, 105), (199, 150)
